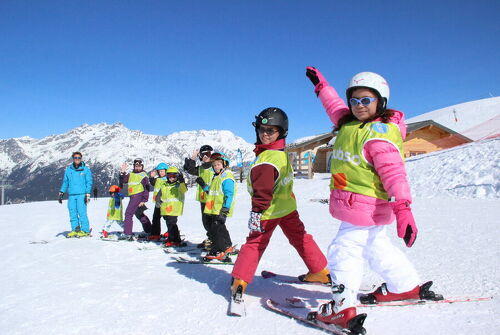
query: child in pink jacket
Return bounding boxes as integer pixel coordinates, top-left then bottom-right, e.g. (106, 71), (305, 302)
(304, 67), (442, 334)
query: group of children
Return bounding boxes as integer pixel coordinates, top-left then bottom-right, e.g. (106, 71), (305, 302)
(100, 150), (237, 261)
(61, 66), (442, 334)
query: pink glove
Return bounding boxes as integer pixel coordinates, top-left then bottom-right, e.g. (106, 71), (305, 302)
(306, 66), (329, 96)
(391, 199), (418, 247)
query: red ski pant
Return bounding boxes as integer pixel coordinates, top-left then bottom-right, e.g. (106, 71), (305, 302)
(231, 210), (327, 283)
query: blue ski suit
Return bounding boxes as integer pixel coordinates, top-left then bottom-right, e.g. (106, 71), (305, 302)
(60, 162), (93, 232)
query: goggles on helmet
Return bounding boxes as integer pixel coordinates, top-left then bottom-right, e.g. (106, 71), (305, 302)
(200, 151), (212, 158)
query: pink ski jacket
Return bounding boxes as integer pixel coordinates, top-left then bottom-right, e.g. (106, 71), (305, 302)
(318, 85), (412, 226)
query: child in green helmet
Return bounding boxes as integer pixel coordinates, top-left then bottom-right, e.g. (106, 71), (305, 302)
(148, 162), (169, 241)
(159, 166), (188, 247)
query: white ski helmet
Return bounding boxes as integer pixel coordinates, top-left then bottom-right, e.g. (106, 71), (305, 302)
(346, 72), (390, 108)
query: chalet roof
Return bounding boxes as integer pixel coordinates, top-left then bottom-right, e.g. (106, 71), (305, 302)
(406, 120), (473, 142)
(287, 132), (333, 149)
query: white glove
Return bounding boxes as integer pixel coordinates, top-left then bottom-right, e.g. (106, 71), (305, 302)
(85, 194), (91, 204)
(248, 211), (264, 233)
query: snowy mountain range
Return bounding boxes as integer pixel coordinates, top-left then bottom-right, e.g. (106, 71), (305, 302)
(0, 123), (255, 202)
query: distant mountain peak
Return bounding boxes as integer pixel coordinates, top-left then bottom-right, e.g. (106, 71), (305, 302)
(0, 123), (255, 201)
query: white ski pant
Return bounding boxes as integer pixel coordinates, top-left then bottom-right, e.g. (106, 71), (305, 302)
(102, 220), (124, 232)
(327, 221), (420, 294)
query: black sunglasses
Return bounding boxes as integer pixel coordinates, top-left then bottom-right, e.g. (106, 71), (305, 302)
(257, 127), (279, 135)
(73, 156), (82, 160)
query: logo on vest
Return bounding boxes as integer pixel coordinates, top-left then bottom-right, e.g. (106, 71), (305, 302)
(331, 149), (361, 166)
(371, 123), (388, 134)
(279, 172), (294, 188)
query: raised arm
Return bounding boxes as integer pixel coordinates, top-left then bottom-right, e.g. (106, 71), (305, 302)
(306, 66), (350, 126)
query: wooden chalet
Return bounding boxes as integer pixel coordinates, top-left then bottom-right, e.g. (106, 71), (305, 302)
(404, 120), (472, 157)
(287, 120), (472, 177)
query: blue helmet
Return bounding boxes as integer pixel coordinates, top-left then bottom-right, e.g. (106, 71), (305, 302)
(155, 162), (168, 171)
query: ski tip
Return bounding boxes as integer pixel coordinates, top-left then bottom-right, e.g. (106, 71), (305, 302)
(261, 270), (276, 278)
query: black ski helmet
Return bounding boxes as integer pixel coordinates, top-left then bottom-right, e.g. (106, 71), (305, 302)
(252, 107), (288, 143)
(198, 145), (213, 160)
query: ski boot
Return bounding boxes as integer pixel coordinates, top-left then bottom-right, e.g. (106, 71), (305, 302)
(203, 251), (231, 262)
(298, 268), (331, 284)
(359, 281), (443, 304)
(229, 278), (248, 316)
(231, 278), (248, 297)
(224, 245), (239, 255)
(231, 278), (247, 302)
(164, 240), (187, 247)
(76, 230), (91, 237)
(67, 231), (79, 238)
(307, 284), (367, 335)
(101, 230), (109, 238)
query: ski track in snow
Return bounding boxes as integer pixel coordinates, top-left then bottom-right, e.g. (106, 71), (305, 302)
(1, 140), (499, 335)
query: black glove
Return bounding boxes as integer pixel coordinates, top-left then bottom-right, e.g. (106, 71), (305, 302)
(178, 173), (185, 184)
(58, 192), (64, 204)
(220, 207), (230, 217)
(306, 66), (320, 86)
(195, 177), (207, 188)
(216, 207), (229, 223)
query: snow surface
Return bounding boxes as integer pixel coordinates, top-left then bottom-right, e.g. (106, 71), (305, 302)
(0, 139), (498, 335)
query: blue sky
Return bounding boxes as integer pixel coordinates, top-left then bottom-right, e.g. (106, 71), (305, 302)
(1, 0), (499, 143)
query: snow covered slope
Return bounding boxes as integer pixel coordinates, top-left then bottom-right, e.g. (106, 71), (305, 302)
(406, 138), (500, 198)
(0, 130), (498, 335)
(406, 96), (500, 140)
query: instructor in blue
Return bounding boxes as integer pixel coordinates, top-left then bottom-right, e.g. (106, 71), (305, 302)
(59, 151), (93, 237)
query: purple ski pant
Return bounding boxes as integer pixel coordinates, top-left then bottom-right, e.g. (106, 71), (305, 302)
(123, 194), (152, 235)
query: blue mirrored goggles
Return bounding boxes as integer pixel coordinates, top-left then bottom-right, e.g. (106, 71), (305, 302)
(349, 97), (377, 107)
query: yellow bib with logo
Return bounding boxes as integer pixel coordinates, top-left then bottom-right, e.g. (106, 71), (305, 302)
(127, 172), (148, 196)
(330, 121), (404, 200)
(247, 150), (297, 220)
(204, 170), (236, 217)
(160, 182), (188, 216)
(106, 198), (123, 221)
(196, 166), (215, 203)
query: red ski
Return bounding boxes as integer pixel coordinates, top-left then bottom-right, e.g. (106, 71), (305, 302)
(284, 296), (493, 309)
(265, 298), (365, 335)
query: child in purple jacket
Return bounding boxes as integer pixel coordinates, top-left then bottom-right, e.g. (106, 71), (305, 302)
(119, 158), (152, 239)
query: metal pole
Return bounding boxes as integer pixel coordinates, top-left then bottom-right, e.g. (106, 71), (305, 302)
(1, 184), (4, 205)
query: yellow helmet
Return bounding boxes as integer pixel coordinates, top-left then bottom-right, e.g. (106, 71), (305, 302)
(166, 166), (179, 174)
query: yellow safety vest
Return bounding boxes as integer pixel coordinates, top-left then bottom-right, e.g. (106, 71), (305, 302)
(127, 172), (148, 196)
(160, 182), (188, 216)
(153, 177), (166, 202)
(204, 170), (236, 217)
(106, 198), (123, 221)
(247, 150), (297, 220)
(330, 120), (404, 200)
(196, 165), (215, 203)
